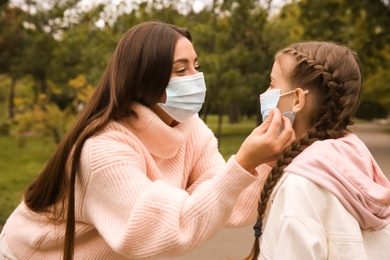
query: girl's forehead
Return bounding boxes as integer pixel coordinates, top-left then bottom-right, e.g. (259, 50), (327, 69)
(270, 60), (285, 83)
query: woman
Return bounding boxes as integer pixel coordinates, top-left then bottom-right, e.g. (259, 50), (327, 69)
(0, 22), (294, 259)
(246, 41), (390, 259)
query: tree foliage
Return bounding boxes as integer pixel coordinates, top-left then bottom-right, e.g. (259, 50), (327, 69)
(288, 0), (390, 115)
(1, 0), (389, 142)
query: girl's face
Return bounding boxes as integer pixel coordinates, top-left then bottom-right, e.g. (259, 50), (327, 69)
(268, 55), (296, 114)
(268, 54), (316, 138)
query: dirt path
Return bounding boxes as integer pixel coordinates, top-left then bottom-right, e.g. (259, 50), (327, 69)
(351, 121), (390, 179)
(159, 121), (390, 260)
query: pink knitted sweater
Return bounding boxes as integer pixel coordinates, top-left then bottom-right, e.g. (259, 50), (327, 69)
(2, 102), (269, 259)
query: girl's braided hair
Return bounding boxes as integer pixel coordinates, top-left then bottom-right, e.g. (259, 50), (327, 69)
(246, 41), (362, 259)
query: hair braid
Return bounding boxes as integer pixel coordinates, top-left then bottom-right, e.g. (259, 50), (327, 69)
(246, 42), (362, 259)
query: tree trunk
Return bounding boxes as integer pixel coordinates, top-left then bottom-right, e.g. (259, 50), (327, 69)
(39, 76), (48, 95)
(200, 104), (209, 124)
(38, 77), (48, 111)
(216, 105), (223, 147)
(256, 98), (262, 126)
(8, 77), (16, 120)
(228, 102), (240, 124)
(51, 126), (61, 144)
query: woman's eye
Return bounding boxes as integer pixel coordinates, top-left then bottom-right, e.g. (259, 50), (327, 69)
(175, 68), (186, 74)
(173, 64), (201, 75)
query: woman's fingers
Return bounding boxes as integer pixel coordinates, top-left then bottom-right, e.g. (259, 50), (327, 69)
(278, 114), (296, 148)
(265, 109), (283, 136)
(253, 109), (282, 136)
(235, 108), (296, 173)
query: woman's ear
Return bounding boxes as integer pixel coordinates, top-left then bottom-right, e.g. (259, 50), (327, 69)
(292, 88), (309, 113)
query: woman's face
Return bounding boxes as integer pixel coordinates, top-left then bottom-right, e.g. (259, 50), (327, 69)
(159, 37), (200, 104)
(152, 36), (201, 126)
(171, 36), (200, 78)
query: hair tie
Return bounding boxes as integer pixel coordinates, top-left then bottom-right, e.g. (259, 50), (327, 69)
(253, 221), (263, 238)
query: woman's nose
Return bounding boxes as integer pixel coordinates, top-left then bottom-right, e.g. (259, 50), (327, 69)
(187, 66), (198, 75)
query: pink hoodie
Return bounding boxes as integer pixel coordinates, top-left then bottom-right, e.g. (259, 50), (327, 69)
(285, 133), (390, 230)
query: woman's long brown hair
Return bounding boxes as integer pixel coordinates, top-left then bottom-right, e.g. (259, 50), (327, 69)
(246, 41), (363, 259)
(23, 21), (192, 260)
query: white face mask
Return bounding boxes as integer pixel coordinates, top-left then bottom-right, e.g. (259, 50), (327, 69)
(260, 89), (295, 122)
(158, 72), (206, 122)
(259, 89), (309, 124)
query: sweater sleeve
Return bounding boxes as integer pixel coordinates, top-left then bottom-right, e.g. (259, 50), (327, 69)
(225, 164), (271, 227)
(183, 119), (271, 228)
(79, 137), (258, 259)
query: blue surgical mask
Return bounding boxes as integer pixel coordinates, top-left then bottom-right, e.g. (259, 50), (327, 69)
(260, 89), (295, 123)
(259, 88), (309, 125)
(158, 72), (206, 122)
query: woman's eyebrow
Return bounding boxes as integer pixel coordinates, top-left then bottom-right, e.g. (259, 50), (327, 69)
(173, 57), (198, 64)
(173, 58), (189, 64)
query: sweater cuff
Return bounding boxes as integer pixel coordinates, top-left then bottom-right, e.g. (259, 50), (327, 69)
(211, 156), (257, 199)
(228, 155), (259, 179)
(256, 163), (272, 176)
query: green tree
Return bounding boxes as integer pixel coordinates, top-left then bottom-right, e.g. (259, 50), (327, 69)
(50, 4), (117, 110)
(361, 45), (390, 113)
(0, 4), (27, 120)
(274, 0), (390, 114)
(209, 0), (272, 124)
(265, 2), (304, 54)
(297, 0), (390, 73)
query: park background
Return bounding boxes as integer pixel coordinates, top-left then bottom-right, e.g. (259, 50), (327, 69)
(0, 0), (389, 244)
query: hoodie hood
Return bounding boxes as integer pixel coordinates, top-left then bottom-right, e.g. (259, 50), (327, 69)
(284, 133), (390, 230)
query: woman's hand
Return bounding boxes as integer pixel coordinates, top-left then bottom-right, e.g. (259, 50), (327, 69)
(235, 108), (295, 174)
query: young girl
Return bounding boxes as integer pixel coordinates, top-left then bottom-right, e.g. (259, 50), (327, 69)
(0, 22), (295, 260)
(247, 41), (390, 259)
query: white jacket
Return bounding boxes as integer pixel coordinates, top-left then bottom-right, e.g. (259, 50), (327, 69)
(260, 134), (390, 260)
(260, 173), (390, 260)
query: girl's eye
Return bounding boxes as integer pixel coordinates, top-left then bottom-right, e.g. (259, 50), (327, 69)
(195, 66), (201, 71)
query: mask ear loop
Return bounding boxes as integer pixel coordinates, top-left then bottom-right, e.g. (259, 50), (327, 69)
(280, 89), (310, 97)
(279, 90), (295, 97)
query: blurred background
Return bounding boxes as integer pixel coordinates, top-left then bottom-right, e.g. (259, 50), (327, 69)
(0, 0), (389, 255)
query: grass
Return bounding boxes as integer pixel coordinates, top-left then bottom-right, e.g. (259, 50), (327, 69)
(206, 116), (257, 158)
(0, 115), (257, 231)
(0, 136), (56, 231)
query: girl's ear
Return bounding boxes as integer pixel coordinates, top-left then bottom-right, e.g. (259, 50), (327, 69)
(292, 88), (309, 113)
